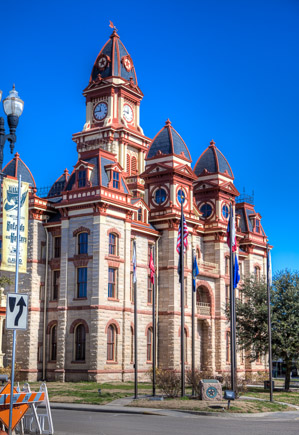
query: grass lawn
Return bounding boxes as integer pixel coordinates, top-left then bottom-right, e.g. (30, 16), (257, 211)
(244, 387), (299, 406)
(18, 381), (299, 412)
(27, 381), (152, 405)
(129, 397), (293, 413)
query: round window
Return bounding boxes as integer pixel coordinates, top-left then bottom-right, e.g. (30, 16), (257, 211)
(177, 189), (186, 204)
(222, 204), (229, 219)
(155, 188), (167, 204)
(200, 203), (213, 219)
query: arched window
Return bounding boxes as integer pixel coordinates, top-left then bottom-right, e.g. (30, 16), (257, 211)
(107, 325), (116, 361)
(254, 266), (260, 281)
(147, 327), (153, 362)
(126, 154), (131, 174)
(78, 232), (88, 254)
(109, 233), (118, 256)
(75, 324), (86, 361)
(196, 248), (200, 261)
(131, 156), (137, 174)
(50, 325), (57, 361)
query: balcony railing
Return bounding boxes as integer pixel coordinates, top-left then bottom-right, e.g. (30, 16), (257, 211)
(197, 302), (211, 316)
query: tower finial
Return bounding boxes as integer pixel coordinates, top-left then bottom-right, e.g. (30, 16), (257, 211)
(109, 20), (118, 33)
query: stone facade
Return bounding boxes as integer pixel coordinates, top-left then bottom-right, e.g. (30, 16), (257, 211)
(0, 29), (269, 382)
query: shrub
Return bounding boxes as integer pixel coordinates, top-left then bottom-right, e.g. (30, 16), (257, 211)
(155, 369), (181, 398)
(222, 373), (248, 396)
(186, 368), (215, 397)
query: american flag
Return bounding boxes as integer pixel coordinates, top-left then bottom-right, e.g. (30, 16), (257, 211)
(176, 213), (189, 254)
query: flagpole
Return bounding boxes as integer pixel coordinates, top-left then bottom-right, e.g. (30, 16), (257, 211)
(266, 243), (273, 402)
(133, 240), (138, 399)
(152, 246), (156, 397)
(191, 248), (195, 396)
(180, 198), (185, 397)
(229, 204), (236, 393)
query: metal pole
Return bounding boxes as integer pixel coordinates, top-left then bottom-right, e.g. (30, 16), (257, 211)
(133, 240), (138, 399)
(267, 244), (273, 402)
(191, 248), (195, 396)
(8, 175), (22, 435)
(152, 246), (156, 397)
(180, 199), (185, 397)
(229, 204), (236, 393)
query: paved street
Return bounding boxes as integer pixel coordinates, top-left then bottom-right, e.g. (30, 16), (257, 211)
(52, 409), (299, 435)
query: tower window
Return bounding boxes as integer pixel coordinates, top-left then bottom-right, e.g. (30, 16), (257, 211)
(200, 203), (213, 219)
(113, 171), (120, 189)
(155, 188), (166, 205)
(78, 170), (86, 188)
(256, 220), (260, 233)
(222, 204), (229, 219)
(177, 189), (186, 204)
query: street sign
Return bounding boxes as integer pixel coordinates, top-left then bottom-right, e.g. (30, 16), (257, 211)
(6, 293), (28, 330)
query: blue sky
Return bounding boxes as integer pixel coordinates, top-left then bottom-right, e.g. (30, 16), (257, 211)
(0, 0), (298, 273)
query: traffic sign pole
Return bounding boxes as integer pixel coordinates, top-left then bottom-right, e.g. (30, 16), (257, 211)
(8, 174), (22, 435)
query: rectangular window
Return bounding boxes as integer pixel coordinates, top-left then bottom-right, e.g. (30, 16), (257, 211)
(78, 170), (86, 187)
(108, 267), (117, 298)
(40, 242), (46, 261)
(225, 285), (230, 306)
(109, 233), (117, 255)
(53, 270), (60, 300)
(77, 267), (87, 298)
(0, 238), (2, 262)
(54, 237), (61, 258)
(39, 283), (45, 301)
(147, 275), (152, 304)
(113, 171), (120, 189)
(78, 232), (88, 254)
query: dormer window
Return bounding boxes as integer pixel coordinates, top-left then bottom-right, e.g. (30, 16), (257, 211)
(78, 170), (86, 188)
(138, 208), (142, 221)
(113, 171), (120, 189)
(256, 220), (260, 233)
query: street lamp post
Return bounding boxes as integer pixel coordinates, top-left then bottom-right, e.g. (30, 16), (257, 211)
(0, 85), (24, 170)
(0, 85), (23, 435)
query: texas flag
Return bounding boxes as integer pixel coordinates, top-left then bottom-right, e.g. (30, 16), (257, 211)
(227, 213), (237, 252)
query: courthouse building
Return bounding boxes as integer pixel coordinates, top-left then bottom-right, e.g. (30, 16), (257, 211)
(1, 30), (269, 381)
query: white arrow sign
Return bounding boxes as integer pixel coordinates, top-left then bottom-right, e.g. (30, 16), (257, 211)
(6, 293), (29, 330)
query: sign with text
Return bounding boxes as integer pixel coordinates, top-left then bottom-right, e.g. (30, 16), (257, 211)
(1, 178), (29, 273)
(6, 293), (29, 330)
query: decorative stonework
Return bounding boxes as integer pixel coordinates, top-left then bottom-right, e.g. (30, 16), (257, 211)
(200, 380), (222, 401)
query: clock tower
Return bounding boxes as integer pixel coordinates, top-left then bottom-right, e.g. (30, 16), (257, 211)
(72, 29), (151, 196)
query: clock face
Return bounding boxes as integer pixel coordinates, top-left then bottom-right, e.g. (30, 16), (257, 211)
(123, 104), (133, 122)
(94, 102), (108, 121)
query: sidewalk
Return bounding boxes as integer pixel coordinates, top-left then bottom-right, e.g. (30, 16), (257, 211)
(46, 395), (299, 421)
